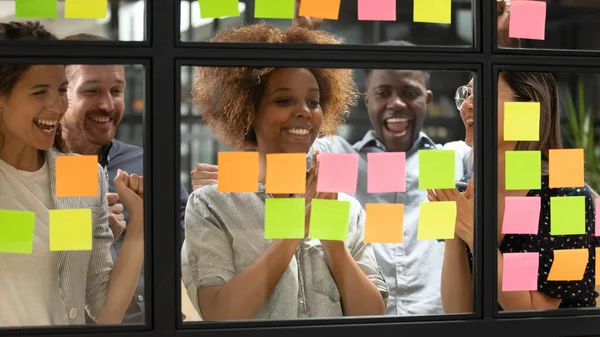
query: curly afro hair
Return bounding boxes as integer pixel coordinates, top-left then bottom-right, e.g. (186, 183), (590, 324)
(192, 23), (358, 150)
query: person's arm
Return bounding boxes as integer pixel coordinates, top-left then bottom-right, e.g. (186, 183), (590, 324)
(322, 243), (386, 316)
(95, 170), (145, 324)
(441, 239), (473, 313)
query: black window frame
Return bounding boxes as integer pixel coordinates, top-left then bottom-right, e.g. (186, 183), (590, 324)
(2, 0), (600, 336)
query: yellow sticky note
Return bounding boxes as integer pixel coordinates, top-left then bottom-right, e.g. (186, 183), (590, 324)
(414, 0), (451, 24)
(417, 201), (456, 240)
(65, 0), (107, 19)
(504, 102), (540, 141)
(549, 149), (585, 188)
(547, 248), (588, 281)
(49, 209), (92, 251)
(217, 152), (259, 193)
(55, 155), (99, 197)
(365, 203), (404, 243)
(265, 153), (306, 194)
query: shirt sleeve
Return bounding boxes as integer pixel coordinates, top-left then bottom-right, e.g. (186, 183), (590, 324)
(179, 183), (190, 229)
(345, 197), (389, 303)
(181, 188), (236, 316)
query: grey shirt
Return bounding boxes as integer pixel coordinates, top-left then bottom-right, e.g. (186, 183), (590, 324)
(310, 131), (471, 316)
(181, 184), (389, 320)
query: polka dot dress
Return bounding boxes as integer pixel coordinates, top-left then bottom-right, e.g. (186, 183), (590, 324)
(461, 174), (599, 309)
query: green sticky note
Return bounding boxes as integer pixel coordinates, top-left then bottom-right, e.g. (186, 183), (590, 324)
(49, 209), (92, 251)
(309, 199), (350, 241)
(264, 198), (305, 239)
(198, 0), (240, 18)
(504, 102), (540, 141)
(65, 0), (107, 19)
(505, 151), (541, 190)
(417, 201), (457, 240)
(414, 0), (451, 24)
(0, 210), (35, 254)
(15, 0), (57, 18)
(418, 149), (455, 189)
(550, 196), (586, 235)
(255, 0), (294, 19)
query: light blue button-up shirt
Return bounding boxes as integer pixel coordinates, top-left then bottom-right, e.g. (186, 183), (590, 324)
(309, 131), (471, 316)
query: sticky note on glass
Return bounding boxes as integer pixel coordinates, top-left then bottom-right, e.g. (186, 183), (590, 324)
(417, 201), (456, 240)
(55, 155), (98, 197)
(365, 203), (404, 243)
(198, 0), (240, 18)
(548, 248), (588, 281)
(414, 0), (451, 24)
(509, 0), (546, 40)
(15, 0), (57, 18)
(367, 152), (406, 193)
(299, 0), (341, 20)
(255, 0), (294, 19)
(0, 210), (35, 254)
(550, 196), (586, 235)
(49, 209), (92, 251)
(264, 198), (305, 239)
(502, 196), (540, 234)
(65, 0), (107, 19)
(502, 252), (539, 291)
(266, 153), (306, 194)
(549, 149), (585, 188)
(308, 199), (350, 241)
(505, 151), (541, 190)
(316, 153), (359, 194)
(217, 152), (258, 193)
(418, 150), (455, 189)
(504, 102), (540, 141)
(595, 199), (600, 237)
(358, 0), (396, 21)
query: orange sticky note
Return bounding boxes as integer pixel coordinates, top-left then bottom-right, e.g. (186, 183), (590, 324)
(299, 0), (341, 20)
(266, 153), (306, 194)
(217, 152), (259, 192)
(549, 149), (585, 188)
(365, 203), (404, 243)
(547, 248), (588, 281)
(55, 155), (98, 197)
(596, 247), (600, 286)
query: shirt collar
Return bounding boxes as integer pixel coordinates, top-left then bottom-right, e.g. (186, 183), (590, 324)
(353, 130), (438, 154)
(98, 141), (113, 168)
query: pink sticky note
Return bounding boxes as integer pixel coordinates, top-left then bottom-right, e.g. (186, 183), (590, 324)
(509, 1), (546, 40)
(367, 152), (406, 193)
(502, 196), (541, 234)
(502, 252), (539, 292)
(316, 153), (359, 194)
(595, 198), (600, 237)
(358, 0), (396, 21)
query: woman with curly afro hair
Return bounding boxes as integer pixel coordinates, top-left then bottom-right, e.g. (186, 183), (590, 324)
(181, 23), (388, 321)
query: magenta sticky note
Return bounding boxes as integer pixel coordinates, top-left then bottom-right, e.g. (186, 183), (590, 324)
(502, 252), (539, 292)
(358, 0), (396, 21)
(509, 1), (546, 40)
(502, 196), (541, 234)
(316, 153), (359, 194)
(367, 152), (406, 193)
(595, 198), (600, 236)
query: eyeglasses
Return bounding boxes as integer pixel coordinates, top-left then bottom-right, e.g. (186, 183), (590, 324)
(454, 85), (524, 111)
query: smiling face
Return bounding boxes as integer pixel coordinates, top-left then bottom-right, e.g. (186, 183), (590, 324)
(0, 65), (68, 151)
(252, 68), (323, 155)
(364, 69), (432, 152)
(459, 78), (474, 147)
(62, 65), (126, 153)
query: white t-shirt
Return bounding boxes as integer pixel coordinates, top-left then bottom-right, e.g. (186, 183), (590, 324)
(0, 158), (68, 326)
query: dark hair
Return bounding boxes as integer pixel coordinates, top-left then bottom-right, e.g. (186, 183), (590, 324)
(0, 21), (66, 151)
(364, 40), (431, 87)
(63, 33), (109, 41)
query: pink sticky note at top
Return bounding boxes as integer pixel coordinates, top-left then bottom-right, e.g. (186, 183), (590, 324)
(502, 252), (539, 292)
(367, 152), (406, 193)
(595, 198), (600, 237)
(358, 0), (396, 21)
(502, 196), (541, 234)
(509, 1), (546, 40)
(316, 153), (359, 194)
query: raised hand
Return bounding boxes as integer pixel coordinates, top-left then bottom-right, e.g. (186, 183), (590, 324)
(113, 169), (144, 216)
(107, 192), (126, 240)
(190, 163), (218, 191)
(292, 0), (324, 30)
(498, 0), (520, 48)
